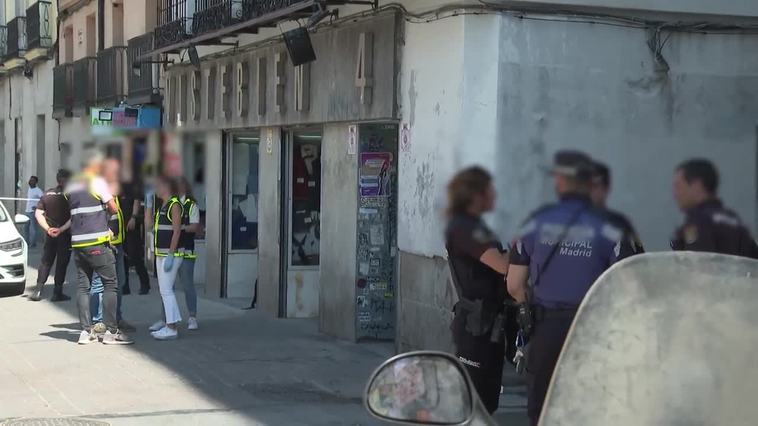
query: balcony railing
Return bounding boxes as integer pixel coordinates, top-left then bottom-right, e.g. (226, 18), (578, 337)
(6, 17), (27, 59)
(26, 1), (53, 50)
(73, 57), (97, 114)
(53, 64), (74, 118)
(127, 33), (161, 105)
(155, 0), (193, 49)
(97, 46), (127, 104)
(193, 0), (249, 35)
(0, 26), (7, 63)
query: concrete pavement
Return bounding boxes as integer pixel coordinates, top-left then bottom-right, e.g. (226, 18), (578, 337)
(0, 247), (527, 425)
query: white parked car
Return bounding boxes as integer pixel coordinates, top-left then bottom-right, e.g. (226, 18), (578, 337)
(0, 202), (28, 296)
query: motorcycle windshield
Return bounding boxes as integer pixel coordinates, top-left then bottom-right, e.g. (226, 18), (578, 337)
(541, 252), (758, 426)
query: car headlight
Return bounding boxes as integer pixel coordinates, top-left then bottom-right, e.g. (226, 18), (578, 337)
(0, 238), (23, 252)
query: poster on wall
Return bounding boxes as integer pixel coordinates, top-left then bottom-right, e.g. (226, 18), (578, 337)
(355, 123), (398, 341)
(359, 152), (393, 197)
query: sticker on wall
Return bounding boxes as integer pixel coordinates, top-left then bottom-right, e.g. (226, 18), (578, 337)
(359, 152), (393, 197)
(348, 125), (358, 155)
(400, 123), (411, 152)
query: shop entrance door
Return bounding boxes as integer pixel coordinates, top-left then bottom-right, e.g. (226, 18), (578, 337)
(225, 132), (260, 299)
(280, 128), (322, 318)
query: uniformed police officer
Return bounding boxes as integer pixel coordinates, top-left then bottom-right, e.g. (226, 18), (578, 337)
(58, 153), (134, 345)
(507, 151), (636, 425)
(591, 161), (645, 254)
(31, 169), (72, 302)
(445, 166), (510, 414)
(671, 159), (758, 258)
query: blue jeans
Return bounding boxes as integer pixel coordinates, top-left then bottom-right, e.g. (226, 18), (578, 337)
(24, 211), (38, 247)
(90, 245), (126, 322)
(178, 259), (197, 317)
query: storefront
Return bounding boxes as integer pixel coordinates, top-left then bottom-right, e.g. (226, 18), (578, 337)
(163, 10), (401, 341)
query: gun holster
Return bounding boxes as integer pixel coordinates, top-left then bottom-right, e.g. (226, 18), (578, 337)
(454, 298), (497, 337)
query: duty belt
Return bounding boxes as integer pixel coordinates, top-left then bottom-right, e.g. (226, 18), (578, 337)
(533, 305), (578, 322)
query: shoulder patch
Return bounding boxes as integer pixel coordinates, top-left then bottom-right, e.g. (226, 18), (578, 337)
(601, 223), (623, 243)
(712, 212), (740, 228)
(472, 227), (491, 244)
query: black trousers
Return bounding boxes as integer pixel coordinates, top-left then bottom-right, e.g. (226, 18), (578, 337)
(526, 314), (574, 426)
(34, 233), (72, 295)
(123, 230), (150, 292)
(452, 317), (505, 414)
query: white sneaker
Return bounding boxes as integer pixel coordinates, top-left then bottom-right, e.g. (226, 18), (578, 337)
(78, 330), (97, 345)
(149, 320), (166, 332)
(151, 326), (178, 341)
(187, 317), (199, 330)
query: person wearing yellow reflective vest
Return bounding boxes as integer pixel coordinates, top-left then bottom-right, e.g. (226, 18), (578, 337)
(148, 176), (184, 341)
(177, 177), (202, 330)
(57, 154), (134, 345)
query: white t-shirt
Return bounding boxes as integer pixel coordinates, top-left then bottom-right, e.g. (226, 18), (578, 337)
(65, 176), (113, 205)
(180, 195), (200, 224)
(25, 187), (44, 212)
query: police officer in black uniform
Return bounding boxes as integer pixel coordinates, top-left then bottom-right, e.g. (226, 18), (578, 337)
(507, 151), (637, 425)
(591, 161), (645, 254)
(30, 169), (73, 302)
(671, 159), (758, 258)
(445, 166), (510, 414)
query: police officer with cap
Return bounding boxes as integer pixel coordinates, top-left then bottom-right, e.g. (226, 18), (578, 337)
(445, 166), (510, 414)
(507, 150), (636, 425)
(590, 161), (645, 254)
(671, 158), (758, 258)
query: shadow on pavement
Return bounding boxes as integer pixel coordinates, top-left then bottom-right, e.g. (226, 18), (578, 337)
(0, 247), (395, 425)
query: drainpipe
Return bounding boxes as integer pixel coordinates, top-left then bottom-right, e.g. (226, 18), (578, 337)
(98, 0), (104, 51)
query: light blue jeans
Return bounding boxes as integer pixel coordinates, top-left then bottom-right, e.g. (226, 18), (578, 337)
(24, 211), (39, 247)
(178, 259), (197, 317)
(90, 245), (125, 322)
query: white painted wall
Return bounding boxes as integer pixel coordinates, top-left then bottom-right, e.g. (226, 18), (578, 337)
(0, 60), (59, 205)
(397, 12), (758, 260)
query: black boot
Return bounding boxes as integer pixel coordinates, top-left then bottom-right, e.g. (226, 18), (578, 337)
(51, 287), (71, 302)
(122, 286), (131, 295)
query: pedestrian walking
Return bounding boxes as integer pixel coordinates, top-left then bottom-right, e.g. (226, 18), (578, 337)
(149, 176), (184, 341)
(590, 161), (645, 253)
(445, 167), (510, 414)
(57, 153), (133, 345)
(123, 180), (151, 295)
(178, 177), (201, 330)
(24, 176), (44, 248)
(507, 151), (636, 425)
(671, 159), (758, 258)
(30, 169), (72, 302)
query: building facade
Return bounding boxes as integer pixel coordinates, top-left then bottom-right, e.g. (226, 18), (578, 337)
(2, 0), (757, 350)
(144, 0), (758, 348)
(0, 0), (58, 213)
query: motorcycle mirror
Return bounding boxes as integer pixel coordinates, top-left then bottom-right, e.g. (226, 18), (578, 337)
(14, 214), (30, 225)
(364, 351), (474, 425)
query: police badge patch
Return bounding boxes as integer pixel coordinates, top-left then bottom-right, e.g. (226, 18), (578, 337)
(684, 225), (698, 245)
(472, 227), (491, 244)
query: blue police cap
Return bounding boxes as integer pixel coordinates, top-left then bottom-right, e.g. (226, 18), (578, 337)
(551, 150), (594, 182)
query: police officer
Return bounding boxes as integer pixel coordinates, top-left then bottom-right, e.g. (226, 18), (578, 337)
(58, 153), (133, 345)
(671, 159), (758, 258)
(507, 151), (636, 425)
(178, 177), (201, 330)
(591, 161), (645, 254)
(445, 166), (510, 414)
(31, 169), (73, 302)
